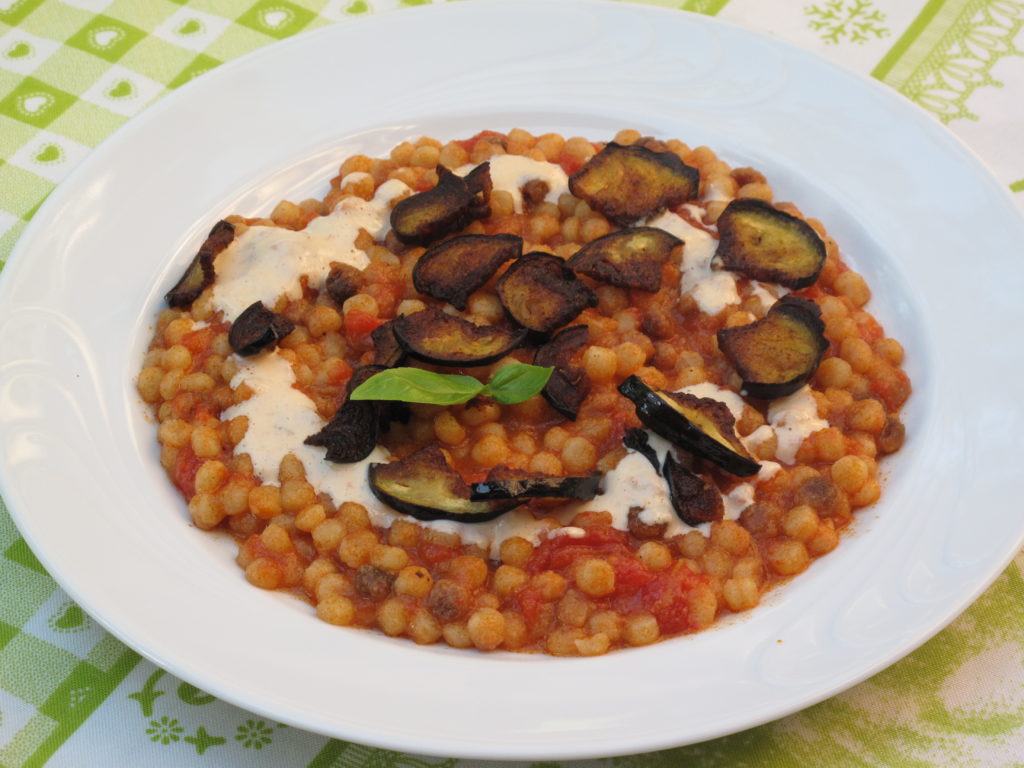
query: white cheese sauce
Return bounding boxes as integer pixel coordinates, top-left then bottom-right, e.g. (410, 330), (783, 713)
(211, 179), (410, 322)
(598, 423), (781, 537)
(458, 155), (569, 214)
(761, 385), (828, 464)
(595, 447), (672, 531)
(645, 210), (740, 316)
(221, 351), (387, 514)
(749, 281), (786, 309)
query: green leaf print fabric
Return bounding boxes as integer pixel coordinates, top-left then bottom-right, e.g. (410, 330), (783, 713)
(1, 1), (1023, 766)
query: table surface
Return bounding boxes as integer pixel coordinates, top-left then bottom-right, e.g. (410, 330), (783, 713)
(1, 1), (1023, 766)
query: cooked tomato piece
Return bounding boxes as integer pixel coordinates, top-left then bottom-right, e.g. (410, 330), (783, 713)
(172, 447), (202, 498)
(610, 556), (655, 596)
(344, 309), (386, 344)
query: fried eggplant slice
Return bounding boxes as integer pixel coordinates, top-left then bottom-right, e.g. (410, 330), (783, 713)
(413, 234), (522, 310)
(663, 452), (724, 526)
(325, 261), (366, 306)
(304, 365), (406, 462)
(717, 295), (828, 399)
(349, 363), (411, 430)
(470, 466), (602, 502)
(568, 143), (699, 226)
(618, 375), (760, 477)
(369, 445), (521, 522)
(370, 320), (405, 368)
(228, 301), (295, 357)
(496, 253), (597, 333)
(392, 306), (527, 367)
(165, 220), (235, 307)
(304, 373), (381, 465)
(623, 428), (660, 471)
(533, 324), (590, 420)
(567, 227), (681, 292)
(389, 163), (492, 246)
(304, 365), (388, 463)
(715, 199), (826, 288)
(304, 400), (378, 463)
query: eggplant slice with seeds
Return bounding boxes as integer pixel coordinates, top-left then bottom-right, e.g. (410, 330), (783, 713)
(618, 375), (760, 477)
(496, 252), (597, 333)
(470, 466), (602, 502)
(567, 227), (681, 292)
(165, 219), (235, 307)
(390, 163), (492, 246)
(715, 198), (826, 289)
(568, 143), (699, 226)
(413, 234), (522, 310)
(717, 295), (828, 399)
(228, 301), (295, 357)
(533, 324), (590, 420)
(369, 445), (521, 522)
(392, 306), (527, 367)
(663, 453), (724, 526)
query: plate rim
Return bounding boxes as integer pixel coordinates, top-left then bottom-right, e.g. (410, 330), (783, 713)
(2, 0), (1024, 759)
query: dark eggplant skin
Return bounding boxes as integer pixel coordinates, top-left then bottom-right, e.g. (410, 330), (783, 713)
(534, 325), (590, 420)
(325, 262), (366, 307)
(392, 307), (527, 367)
(304, 366), (381, 463)
(618, 375), (760, 477)
(496, 252), (597, 334)
(714, 198), (826, 289)
(623, 428), (660, 471)
(228, 301), (295, 357)
(567, 227), (681, 292)
(389, 164), (491, 246)
(165, 219), (234, 307)
(663, 453), (724, 526)
(370, 320), (405, 368)
(304, 365), (407, 462)
(470, 471), (602, 502)
(369, 445), (521, 523)
(568, 143), (699, 225)
(717, 295), (828, 400)
(304, 397), (379, 464)
(413, 233), (522, 310)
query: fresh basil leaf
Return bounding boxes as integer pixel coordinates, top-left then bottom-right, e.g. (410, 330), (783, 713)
(349, 367), (483, 405)
(480, 364), (554, 405)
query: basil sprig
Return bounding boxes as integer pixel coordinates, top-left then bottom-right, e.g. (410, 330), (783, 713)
(348, 364), (553, 406)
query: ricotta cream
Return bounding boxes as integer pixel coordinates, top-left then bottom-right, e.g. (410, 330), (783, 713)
(645, 210), (739, 316)
(458, 155), (569, 214)
(763, 385), (828, 464)
(211, 179), (410, 321)
(221, 351), (387, 515)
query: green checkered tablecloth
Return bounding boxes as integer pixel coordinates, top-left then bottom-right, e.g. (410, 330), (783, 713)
(1, 1), (1023, 766)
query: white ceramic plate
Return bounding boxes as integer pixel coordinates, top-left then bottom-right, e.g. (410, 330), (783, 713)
(2, 0), (1023, 760)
